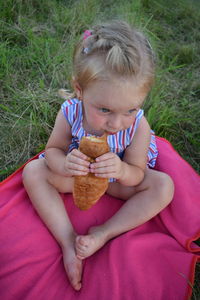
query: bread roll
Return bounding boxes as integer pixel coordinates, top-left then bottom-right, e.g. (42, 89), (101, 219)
(73, 134), (110, 210)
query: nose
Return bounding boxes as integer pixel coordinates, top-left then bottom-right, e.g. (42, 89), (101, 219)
(107, 114), (122, 131)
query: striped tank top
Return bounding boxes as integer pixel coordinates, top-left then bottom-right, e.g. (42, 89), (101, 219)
(61, 98), (158, 172)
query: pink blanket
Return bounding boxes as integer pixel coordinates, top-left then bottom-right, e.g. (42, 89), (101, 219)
(0, 137), (199, 300)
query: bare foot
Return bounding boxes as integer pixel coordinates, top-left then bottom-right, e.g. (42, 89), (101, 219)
(75, 226), (108, 260)
(62, 245), (83, 291)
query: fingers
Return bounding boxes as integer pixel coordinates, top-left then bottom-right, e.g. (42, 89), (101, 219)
(90, 153), (122, 179)
(65, 149), (90, 176)
(67, 164), (89, 176)
(70, 149), (88, 161)
(69, 152), (89, 167)
(95, 152), (115, 162)
(65, 150), (122, 179)
(90, 162), (115, 173)
(90, 165), (117, 178)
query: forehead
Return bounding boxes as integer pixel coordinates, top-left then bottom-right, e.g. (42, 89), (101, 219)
(83, 79), (147, 110)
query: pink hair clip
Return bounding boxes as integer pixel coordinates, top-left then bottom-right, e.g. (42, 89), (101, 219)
(83, 30), (92, 40)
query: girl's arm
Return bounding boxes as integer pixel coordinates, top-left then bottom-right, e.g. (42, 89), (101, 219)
(90, 116), (151, 186)
(45, 110), (89, 176)
(118, 116), (151, 186)
(45, 109), (73, 175)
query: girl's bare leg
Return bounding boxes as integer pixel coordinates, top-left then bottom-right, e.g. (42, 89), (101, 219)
(22, 159), (82, 291)
(75, 169), (174, 259)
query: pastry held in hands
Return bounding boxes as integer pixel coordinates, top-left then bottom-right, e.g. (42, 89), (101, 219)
(73, 134), (110, 210)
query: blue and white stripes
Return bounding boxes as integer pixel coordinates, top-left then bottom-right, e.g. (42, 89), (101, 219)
(147, 130), (158, 168)
(61, 98), (158, 168)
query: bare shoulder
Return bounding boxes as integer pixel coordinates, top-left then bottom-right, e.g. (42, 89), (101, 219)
(134, 116), (151, 138)
(46, 109), (72, 151)
(123, 116), (151, 170)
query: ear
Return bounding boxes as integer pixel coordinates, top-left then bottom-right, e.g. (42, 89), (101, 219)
(72, 77), (83, 100)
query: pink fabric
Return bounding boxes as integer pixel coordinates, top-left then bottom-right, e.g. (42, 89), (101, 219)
(0, 137), (199, 300)
(83, 30), (92, 40)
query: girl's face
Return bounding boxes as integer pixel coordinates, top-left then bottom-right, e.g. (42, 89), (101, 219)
(76, 78), (147, 136)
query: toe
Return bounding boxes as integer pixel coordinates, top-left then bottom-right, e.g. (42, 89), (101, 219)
(77, 254), (85, 260)
(75, 237), (89, 260)
(67, 264), (82, 290)
(76, 247), (86, 260)
(69, 276), (81, 290)
(72, 280), (82, 291)
(76, 236), (88, 247)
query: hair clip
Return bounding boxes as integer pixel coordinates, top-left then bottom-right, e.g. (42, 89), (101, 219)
(83, 30), (92, 40)
(83, 47), (89, 54)
(82, 30), (92, 54)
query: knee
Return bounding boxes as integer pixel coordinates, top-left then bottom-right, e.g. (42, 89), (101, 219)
(22, 159), (47, 187)
(154, 172), (174, 206)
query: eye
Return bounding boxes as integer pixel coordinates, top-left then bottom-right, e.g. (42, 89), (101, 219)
(128, 108), (137, 114)
(99, 107), (110, 113)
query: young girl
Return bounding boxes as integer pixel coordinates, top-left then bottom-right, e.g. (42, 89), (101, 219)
(23, 21), (174, 291)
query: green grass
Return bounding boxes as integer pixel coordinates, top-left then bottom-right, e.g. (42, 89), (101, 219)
(0, 0), (199, 297)
(1, 0), (199, 179)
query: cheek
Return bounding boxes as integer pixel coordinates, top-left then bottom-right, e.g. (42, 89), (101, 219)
(91, 112), (105, 124)
(85, 108), (105, 125)
(123, 116), (136, 128)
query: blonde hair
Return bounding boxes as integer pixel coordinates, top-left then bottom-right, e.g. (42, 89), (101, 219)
(73, 20), (155, 93)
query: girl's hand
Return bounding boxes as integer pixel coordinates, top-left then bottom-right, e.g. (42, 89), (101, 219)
(90, 152), (124, 180)
(64, 149), (90, 176)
